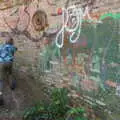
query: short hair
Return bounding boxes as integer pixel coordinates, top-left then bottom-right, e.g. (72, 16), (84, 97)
(5, 38), (14, 45)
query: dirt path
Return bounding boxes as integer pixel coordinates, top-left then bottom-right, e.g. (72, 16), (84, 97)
(0, 67), (48, 120)
(0, 73), (39, 120)
(0, 84), (30, 120)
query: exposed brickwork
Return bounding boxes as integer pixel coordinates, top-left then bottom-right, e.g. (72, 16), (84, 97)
(0, 0), (119, 95)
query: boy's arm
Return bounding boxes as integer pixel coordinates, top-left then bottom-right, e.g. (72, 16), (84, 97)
(13, 46), (18, 52)
(11, 46), (17, 55)
(15, 47), (18, 51)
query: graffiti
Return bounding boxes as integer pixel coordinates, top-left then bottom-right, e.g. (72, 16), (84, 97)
(100, 13), (120, 20)
(55, 4), (103, 48)
(56, 5), (83, 48)
(32, 10), (48, 31)
(2, 6), (30, 31)
(1, 5), (49, 42)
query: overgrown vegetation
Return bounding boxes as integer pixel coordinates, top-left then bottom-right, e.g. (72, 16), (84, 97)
(23, 88), (87, 120)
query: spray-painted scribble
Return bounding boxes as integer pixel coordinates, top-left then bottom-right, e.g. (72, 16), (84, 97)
(55, 5), (83, 48)
(1, 4), (49, 42)
(32, 10), (48, 31)
(55, 4), (103, 48)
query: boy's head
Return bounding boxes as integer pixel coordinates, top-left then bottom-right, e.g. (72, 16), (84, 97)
(5, 37), (14, 45)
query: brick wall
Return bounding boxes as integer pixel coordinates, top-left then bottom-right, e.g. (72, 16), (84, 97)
(0, 0), (119, 98)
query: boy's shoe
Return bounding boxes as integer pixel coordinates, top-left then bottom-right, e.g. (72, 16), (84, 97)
(0, 92), (4, 106)
(10, 80), (16, 91)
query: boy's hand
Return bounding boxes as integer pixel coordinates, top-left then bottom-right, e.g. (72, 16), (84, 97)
(15, 47), (18, 51)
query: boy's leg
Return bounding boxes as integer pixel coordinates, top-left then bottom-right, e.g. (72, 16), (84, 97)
(7, 63), (16, 90)
(0, 64), (5, 105)
(9, 74), (16, 90)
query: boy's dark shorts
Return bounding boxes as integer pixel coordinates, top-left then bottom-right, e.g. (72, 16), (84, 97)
(0, 62), (13, 80)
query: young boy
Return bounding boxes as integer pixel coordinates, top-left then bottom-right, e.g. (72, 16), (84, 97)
(0, 37), (17, 105)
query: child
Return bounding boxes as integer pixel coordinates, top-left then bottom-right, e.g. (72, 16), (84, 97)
(0, 37), (17, 105)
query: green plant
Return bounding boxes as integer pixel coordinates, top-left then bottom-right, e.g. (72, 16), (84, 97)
(67, 107), (85, 115)
(23, 88), (69, 120)
(23, 102), (51, 120)
(49, 88), (69, 118)
(23, 88), (88, 120)
(66, 107), (87, 120)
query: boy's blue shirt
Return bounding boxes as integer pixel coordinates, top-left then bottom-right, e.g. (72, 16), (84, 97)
(0, 44), (17, 63)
